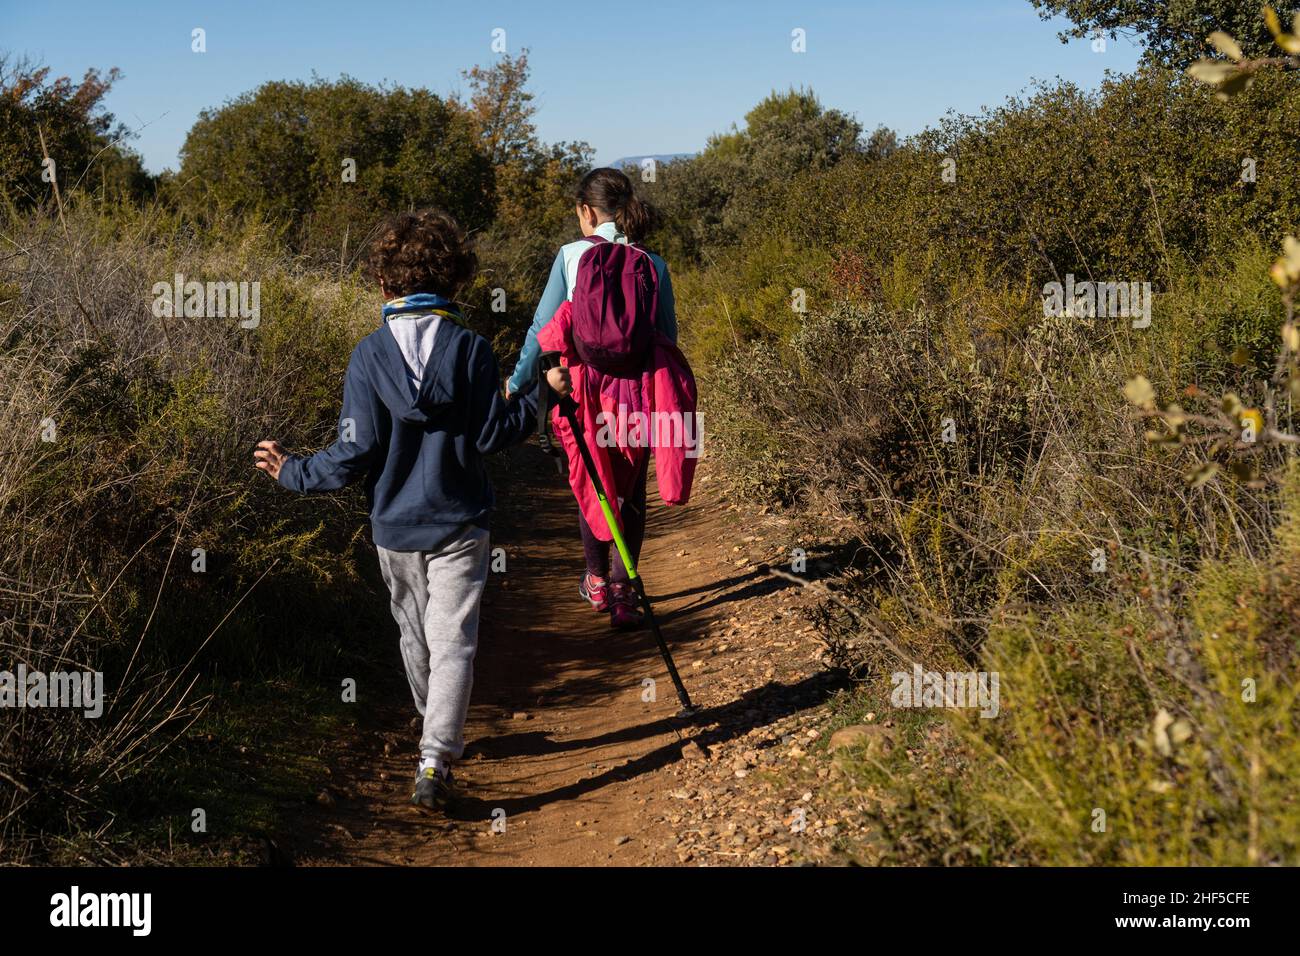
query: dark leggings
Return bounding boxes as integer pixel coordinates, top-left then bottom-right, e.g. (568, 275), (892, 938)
(578, 456), (649, 583)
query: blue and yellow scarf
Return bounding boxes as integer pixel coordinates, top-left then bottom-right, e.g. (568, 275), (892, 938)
(381, 292), (463, 324)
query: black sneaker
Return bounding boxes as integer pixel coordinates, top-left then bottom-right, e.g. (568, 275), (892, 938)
(411, 766), (454, 813)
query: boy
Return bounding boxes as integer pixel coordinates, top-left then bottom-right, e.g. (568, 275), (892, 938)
(254, 208), (569, 812)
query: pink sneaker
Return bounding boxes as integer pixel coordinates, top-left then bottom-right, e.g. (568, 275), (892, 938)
(579, 572), (609, 612)
(608, 582), (643, 630)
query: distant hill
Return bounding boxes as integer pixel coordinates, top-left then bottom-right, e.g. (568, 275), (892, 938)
(603, 152), (696, 169)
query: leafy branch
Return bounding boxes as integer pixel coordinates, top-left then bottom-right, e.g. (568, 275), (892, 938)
(1186, 7), (1300, 98)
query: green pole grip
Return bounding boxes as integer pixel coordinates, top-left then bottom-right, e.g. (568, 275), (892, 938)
(595, 488), (638, 582)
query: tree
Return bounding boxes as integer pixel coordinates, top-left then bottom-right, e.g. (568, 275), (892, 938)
(459, 50), (537, 168)
(865, 125), (900, 161)
(0, 56), (151, 209)
(1028, 0), (1298, 67)
(176, 76), (495, 257)
(739, 88), (863, 179)
(449, 50), (594, 349)
(642, 87), (863, 260)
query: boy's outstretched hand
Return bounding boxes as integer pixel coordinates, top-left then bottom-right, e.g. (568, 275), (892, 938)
(546, 366), (572, 397)
(254, 440), (288, 480)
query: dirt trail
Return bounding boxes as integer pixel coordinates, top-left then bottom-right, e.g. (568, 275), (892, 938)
(294, 443), (840, 866)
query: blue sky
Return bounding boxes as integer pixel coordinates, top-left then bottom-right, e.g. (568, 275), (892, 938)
(1, 0), (1142, 173)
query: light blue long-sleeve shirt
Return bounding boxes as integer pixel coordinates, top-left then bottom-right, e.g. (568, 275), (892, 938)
(507, 220), (676, 394)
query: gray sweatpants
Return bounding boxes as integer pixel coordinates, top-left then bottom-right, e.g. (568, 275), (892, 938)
(376, 524), (491, 765)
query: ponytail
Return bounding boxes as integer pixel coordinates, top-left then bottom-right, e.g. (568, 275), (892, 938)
(575, 167), (660, 243)
(614, 193), (657, 243)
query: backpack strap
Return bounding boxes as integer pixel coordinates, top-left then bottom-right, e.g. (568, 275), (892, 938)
(583, 230), (657, 262)
(575, 233), (607, 266)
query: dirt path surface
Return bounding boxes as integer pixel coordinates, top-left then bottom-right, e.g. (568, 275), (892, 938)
(293, 444), (847, 866)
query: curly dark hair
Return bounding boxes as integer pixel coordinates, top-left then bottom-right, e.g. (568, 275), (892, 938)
(366, 208), (478, 298)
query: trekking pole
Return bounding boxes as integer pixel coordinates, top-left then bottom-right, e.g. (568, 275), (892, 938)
(538, 351), (696, 715)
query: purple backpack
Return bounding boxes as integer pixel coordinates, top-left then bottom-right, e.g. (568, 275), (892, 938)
(571, 234), (659, 377)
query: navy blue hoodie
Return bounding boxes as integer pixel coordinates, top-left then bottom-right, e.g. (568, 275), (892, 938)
(278, 305), (538, 550)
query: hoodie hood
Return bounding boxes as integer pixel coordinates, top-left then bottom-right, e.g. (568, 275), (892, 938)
(370, 294), (464, 424)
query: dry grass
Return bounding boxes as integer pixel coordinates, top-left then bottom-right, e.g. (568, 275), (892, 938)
(0, 200), (375, 861)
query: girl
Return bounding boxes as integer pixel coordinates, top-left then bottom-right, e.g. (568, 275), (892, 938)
(508, 167), (679, 629)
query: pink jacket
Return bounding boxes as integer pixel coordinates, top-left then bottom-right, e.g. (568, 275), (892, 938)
(537, 301), (699, 541)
